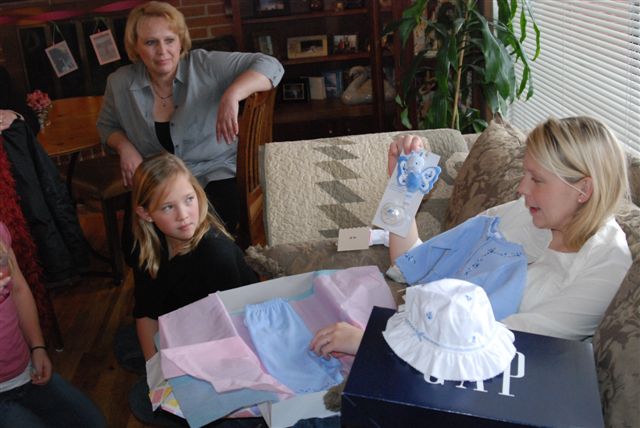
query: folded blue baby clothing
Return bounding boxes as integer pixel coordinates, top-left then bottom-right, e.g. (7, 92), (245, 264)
(395, 215), (527, 320)
(168, 374), (277, 427)
(244, 298), (344, 394)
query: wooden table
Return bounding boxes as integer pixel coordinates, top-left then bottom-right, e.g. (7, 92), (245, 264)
(38, 96), (104, 192)
(38, 95), (104, 157)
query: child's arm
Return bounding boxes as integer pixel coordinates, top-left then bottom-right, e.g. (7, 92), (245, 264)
(387, 134), (424, 262)
(9, 248), (52, 385)
(310, 322), (364, 358)
(136, 317), (159, 361)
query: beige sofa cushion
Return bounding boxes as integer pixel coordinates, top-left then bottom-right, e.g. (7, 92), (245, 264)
(445, 116), (526, 228)
(627, 151), (640, 207)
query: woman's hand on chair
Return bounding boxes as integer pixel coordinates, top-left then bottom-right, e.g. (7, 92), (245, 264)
(118, 145), (143, 188)
(216, 92), (240, 145)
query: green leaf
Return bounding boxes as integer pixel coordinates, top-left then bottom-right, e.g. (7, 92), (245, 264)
(509, 0), (518, 20)
(473, 9), (515, 100)
(522, 0), (541, 60)
(400, 107), (412, 129)
(397, 18), (418, 47)
(435, 42), (452, 92)
(402, 0), (428, 20)
(519, 5), (527, 43)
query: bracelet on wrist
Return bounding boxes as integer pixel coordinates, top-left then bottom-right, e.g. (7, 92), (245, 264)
(30, 345), (47, 353)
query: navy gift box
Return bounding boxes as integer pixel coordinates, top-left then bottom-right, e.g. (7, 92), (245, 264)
(342, 307), (604, 427)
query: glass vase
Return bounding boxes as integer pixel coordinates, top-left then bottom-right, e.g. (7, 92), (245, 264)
(37, 106), (52, 128)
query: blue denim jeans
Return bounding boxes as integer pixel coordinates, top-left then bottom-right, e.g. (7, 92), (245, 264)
(0, 373), (106, 428)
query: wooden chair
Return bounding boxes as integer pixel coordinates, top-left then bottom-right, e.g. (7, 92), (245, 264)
(46, 96), (127, 284)
(235, 88), (277, 249)
(70, 154), (128, 284)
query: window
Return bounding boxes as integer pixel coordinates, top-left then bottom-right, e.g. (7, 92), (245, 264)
(505, 1), (640, 153)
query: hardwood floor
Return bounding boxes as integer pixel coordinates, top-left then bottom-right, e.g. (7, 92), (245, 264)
(48, 210), (146, 428)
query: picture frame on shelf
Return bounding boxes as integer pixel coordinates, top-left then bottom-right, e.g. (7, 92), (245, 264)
(287, 35), (328, 59)
(322, 69), (343, 98)
(281, 78), (309, 102)
(254, 0), (289, 17)
(332, 34), (358, 54)
(254, 33), (275, 56)
(344, 0), (363, 8)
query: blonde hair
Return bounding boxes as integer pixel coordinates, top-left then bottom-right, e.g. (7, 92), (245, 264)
(526, 116), (629, 251)
(124, 1), (192, 62)
(0, 239), (16, 278)
(131, 153), (230, 278)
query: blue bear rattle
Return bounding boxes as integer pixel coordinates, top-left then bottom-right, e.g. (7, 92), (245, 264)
(397, 150), (441, 194)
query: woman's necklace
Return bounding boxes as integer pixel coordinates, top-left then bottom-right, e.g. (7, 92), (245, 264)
(151, 82), (173, 108)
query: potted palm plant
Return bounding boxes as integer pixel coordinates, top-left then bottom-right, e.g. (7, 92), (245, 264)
(388, 0), (540, 132)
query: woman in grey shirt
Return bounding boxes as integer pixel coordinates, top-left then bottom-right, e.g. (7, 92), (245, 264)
(97, 1), (284, 233)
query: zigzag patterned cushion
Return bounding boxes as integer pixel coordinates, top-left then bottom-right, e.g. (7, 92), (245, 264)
(264, 129), (468, 246)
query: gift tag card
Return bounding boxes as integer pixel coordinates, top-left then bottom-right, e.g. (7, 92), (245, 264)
(337, 227), (371, 252)
(372, 151), (441, 237)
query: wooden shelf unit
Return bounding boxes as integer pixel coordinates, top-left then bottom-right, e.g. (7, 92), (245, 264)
(231, 0), (400, 140)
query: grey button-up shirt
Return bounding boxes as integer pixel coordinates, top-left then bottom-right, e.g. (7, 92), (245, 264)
(97, 49), (284, 184)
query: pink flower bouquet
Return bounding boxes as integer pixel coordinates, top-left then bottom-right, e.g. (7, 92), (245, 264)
(26, 90), (52, 112)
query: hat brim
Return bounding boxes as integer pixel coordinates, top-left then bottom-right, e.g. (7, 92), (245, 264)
(382, 311), (516, 382)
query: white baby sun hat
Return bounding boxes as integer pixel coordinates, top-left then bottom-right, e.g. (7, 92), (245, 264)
(382, 278), (516, 382)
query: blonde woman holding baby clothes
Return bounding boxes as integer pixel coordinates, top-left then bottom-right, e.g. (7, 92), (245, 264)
(312, 116), (631, 358)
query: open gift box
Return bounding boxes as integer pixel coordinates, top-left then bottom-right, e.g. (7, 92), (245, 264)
(150, 266), (396, 428)
(342, 307), (604, 428)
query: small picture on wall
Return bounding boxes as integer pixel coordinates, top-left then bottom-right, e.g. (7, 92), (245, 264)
(281, 78), (309, 102)
(45, 41), (79, 77)
(332, 34), (358, 54)
(255, 0), (289, 16)
(90, 30), (121, 65)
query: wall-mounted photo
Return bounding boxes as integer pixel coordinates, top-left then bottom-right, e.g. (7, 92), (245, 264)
(45, 41), (79, 77)
(254, 0), (289, 17)
(287, 35), (328, 59)
(332, 34), (358, 54)
(90, 30), (121, 65)
(281, 78), (309, 102)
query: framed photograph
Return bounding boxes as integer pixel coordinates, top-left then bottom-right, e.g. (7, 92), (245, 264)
(332, 34), (358, 54)
(287, 35), (328, 59)
(344, 0), (364, 8)
(254, 0), (289, 17)
(90, 30), (121, 65)
(45, 41), (78, 77)
(322, 70), (343, 98)
(281, 78), (309, 102)
(254, 34), (274, 56)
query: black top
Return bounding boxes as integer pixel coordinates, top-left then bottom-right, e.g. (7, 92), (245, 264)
(132, 228), (258, 319)
(154, 121), (174, 154)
